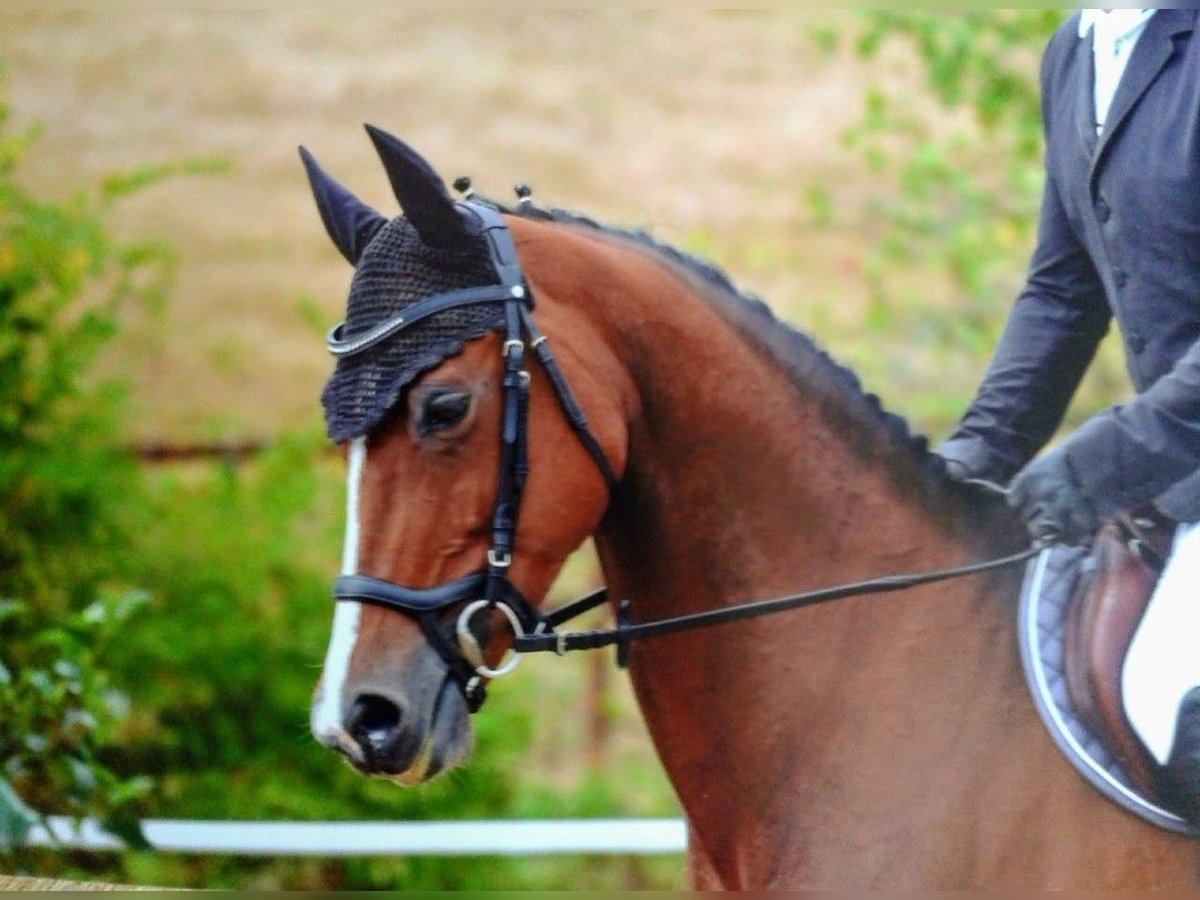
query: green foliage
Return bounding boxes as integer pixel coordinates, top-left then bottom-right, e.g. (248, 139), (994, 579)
(0, 593), (152, 854)
(846, 10), (1061, 299)
(0, 95), (175, 863)
(0, 136), (154, 608)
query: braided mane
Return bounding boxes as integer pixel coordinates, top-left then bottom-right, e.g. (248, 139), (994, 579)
(503, 199), (990, 523)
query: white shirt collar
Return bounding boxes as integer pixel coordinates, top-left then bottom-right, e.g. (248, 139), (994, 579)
(1078, 9), (1154, 41)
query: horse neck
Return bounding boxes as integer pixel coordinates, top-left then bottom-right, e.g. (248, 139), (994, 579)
(520, 218), (1042, 886)
(533, 225), (998, 611)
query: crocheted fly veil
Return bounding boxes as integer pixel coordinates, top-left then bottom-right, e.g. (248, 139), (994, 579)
(301, 127), (507, 443)
(321, 220), (501, 442)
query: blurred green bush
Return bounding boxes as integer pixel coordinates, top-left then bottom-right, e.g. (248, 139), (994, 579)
(0, 91), (167, 860)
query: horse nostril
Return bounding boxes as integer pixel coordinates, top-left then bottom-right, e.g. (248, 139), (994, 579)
(347, 693), (403, 749)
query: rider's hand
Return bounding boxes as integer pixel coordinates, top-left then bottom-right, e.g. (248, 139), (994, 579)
(936, 440), (996, 486)
(939, 456), (975, 484)
(1008, 447), (1098, 547)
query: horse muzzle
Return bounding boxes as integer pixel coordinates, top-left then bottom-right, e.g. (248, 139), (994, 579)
(312, 663), (474, 783)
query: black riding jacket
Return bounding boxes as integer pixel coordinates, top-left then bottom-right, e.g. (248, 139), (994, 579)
(941, 10), (1200, 523)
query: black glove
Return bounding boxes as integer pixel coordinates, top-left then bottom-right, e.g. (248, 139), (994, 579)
(940, 456), (975, 484)
(935, 444), (1007, 495)
(1008, 447), (1098, 547)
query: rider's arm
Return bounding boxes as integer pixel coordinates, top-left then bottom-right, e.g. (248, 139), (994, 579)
(1066, 337), (1200, 519)
(939, 170), (1112, 483)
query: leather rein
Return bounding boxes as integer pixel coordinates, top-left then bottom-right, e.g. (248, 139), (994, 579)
(330, 202), (1038, 712)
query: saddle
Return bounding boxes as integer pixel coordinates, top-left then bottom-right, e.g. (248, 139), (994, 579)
(1062, 513), (1170, 796)
(1019, 509), (1197, 833)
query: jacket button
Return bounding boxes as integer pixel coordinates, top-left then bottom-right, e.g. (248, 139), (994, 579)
(1113, 269), (1128, 288)
(1130, 331), (1146, 354)
(1096, 199), (1112, 223)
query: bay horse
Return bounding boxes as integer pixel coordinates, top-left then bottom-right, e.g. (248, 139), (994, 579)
(301, 127), (1198, 889)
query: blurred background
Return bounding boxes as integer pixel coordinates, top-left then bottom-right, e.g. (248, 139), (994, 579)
(1, 9), (1119, 890)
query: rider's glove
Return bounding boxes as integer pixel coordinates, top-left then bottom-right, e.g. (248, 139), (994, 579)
(1008, 446), (1098, 547)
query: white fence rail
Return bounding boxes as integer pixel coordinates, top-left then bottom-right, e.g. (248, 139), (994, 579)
(27, 817), (687, 857)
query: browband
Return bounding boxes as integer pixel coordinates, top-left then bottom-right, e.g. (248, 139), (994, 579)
(327, 284), (528, 357)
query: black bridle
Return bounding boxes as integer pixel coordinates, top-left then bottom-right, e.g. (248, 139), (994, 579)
(331, 201), (620, 711)
(331, 201), (1038, 712)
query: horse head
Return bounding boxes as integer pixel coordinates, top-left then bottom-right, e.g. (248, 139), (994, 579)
(302, 127), (624, 782)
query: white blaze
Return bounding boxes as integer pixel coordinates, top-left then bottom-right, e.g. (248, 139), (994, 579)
(311, 436), (367, 738)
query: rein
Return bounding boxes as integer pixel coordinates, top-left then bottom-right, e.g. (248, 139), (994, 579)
(513, 545), (1040, 661)
(330, 202), (1039, 711)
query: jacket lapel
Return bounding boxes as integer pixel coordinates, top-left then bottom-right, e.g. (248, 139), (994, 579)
(1075, 26), (1099, 155)
(1092, 11), (1195, 178)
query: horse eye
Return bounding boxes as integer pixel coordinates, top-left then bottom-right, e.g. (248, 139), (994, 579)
(416, 390), (472, 435)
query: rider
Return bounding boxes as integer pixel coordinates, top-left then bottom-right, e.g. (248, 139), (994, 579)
(937, 9), (1200, 821)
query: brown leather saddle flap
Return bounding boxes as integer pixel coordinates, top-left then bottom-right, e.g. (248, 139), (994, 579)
(1062, 517), (1167, 795)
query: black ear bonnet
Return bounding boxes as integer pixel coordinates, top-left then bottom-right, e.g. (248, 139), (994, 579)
(319, 219), (502, 443)
(302, 127), (509, 443)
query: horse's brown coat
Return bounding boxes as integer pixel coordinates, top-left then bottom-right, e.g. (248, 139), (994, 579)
(327, 214), (1198, 889)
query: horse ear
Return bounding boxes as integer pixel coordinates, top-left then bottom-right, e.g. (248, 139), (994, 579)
(364, 124), (474, 250)
(299, 146), (388, 265)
